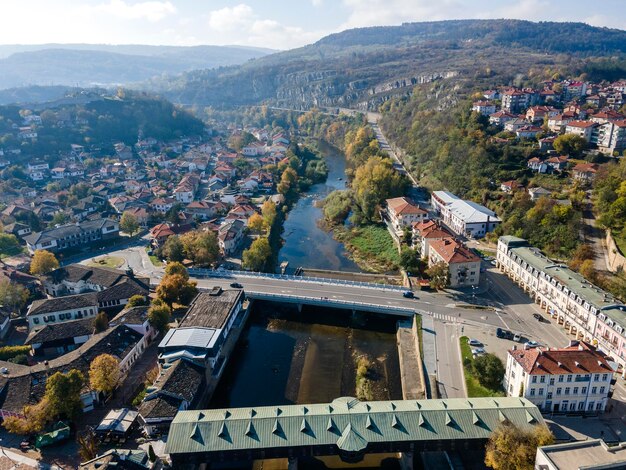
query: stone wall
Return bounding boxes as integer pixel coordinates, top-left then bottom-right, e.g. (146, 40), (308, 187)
(606, 230), (626, 273)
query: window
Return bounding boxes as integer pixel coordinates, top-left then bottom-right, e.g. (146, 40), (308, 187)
(565, 387), (570, 395)
(592, 387), (597, 394)
(558, 376), (564, 383)
(569, 403), (576, 411)
(600, 387), (605, 394)
(547, 392), (553, 399)
(567, 375), (572, 382)
(602, 374), (609, 381)
(578, 402), (585, 410)
(596, 402), (603, 411)
(573, 387), (579, 394)
(556, 388), (562, 395)
(582, 387), (587, 394)
(594, 374), (600, 381)
(588, 402), (595, 411)
(530, 389), (536, 396)
(538, 389), (544, 396)
(549, 377), (554, 385)
(540, 376), (546, 384)
(532, 376), (537, 384)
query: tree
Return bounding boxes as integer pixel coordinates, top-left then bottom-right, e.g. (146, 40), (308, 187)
(485, 422), (554, 470)
(323, 190), (352, 224)
(0, 233), (22, 257)
(180, 230), (219, 266)
(45, 370), (85, 420)
(579, 259), (597, 283)
(148, 302), (172, 333)
(473, 353), (505, 390)
(126, 294), (148, 308)
(242, 237), (272, 272)
(277, 167), (298, 196)
(120, 211), (140, 236)
(553, 133), (587, 157)
(399, 248), (424, 273)
(160, 235), (185, 262)
(77, 427), (99, 462)
(261, 200), (278, 227)
(89, 354), (120, 395)
(426, 262), (450, 290)
(155, 273), (198, 306)
(30, 250), (59, 275)
(0, 279), (29, 314)
(248, 213), (266, 234)
(569, 244), (595, 272)
(164, 261), (189, 279)
(92, 312), (109, 333)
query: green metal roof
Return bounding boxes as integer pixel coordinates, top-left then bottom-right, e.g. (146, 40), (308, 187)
(165, 397), (544, 455)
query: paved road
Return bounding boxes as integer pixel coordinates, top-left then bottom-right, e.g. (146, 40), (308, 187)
(582, 197), (611, 272)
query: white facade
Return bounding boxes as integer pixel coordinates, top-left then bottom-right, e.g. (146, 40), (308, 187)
(431, 191), (500, 239)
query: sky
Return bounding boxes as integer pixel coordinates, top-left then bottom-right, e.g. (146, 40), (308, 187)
(0, 0), (625, 51)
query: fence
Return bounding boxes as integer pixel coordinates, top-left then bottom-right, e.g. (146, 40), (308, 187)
(187, 268), (407, 292)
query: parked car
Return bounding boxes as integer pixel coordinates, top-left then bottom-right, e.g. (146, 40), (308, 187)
(513, 333), (522, 342)
(533, 313), (543, 321)
(402, 291), (415, 299)
(468, 339), (483, 346)
(472, 347), (486, 356)
(524, 340), (539, 349)
(230, 282), (243, 289)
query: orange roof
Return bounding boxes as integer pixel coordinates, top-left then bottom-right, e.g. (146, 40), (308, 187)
(509, 342), (612, 376)
(429, 238), (480, 264)
(566, 120), (597, 128)
(573, 163), (599, 173)
(386, 197), (426, 216)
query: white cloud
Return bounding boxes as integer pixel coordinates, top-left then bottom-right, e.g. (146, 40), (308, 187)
(206, 3), (327, 49)
(311, 0), (323, 6)
(93, 0), (176, 22)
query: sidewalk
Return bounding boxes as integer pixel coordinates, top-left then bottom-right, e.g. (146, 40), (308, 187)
(0, 448), (42, 469)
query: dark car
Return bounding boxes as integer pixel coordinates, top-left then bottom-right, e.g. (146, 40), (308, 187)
(497, 328), (513, 339)
(533, 313), (543, 321)
(230, 282), (243, 289)
(402, 291), (416, 299)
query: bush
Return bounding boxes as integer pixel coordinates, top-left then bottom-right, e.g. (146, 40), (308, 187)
(0, 345), (31, 361)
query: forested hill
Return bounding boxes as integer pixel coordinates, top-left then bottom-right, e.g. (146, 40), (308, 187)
(148, 19), (626, 109)
(0, 44), (274, 91)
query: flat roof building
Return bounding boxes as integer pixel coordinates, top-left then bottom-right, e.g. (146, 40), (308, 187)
(536, 440), (626, 470)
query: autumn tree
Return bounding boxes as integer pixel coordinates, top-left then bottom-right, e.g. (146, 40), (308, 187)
(148, 302), (172, 333)
(180, 230), (219, 266)
(485, 422), (554, 470)
(579, 259), (597, 283)
(77, 427), (99, 462)
(277, 167), (299, 197)
(0, 279), (29, 314)
(426, 262), (450, 290)
(242, 237), (272, 272)
(261, 200), (277, 227)
(89, 354), (120, 395)
(93, 312), (109, 333)
(156, 273), (197, 307)
(30, 249), (59, 275)
(120, 211), (140, 236)
(164, 261), (189, 279)
(248, 213), (266, 234)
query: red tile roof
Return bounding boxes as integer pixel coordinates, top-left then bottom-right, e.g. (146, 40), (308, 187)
(429, 238), (480, 264)
(386, 197), (427, 216)
(509, 342), (612, 375)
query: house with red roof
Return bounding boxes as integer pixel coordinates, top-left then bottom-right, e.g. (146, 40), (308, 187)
(385, 197), (428, 238)
(572, 163), (599, 182)
(565, 120), (598, 142)
(504, 341), (613, 413)
(428, 238), (481, 287)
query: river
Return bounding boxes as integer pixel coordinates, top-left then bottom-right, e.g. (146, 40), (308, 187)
(278, 141), (360, 272)
(209, 301), (403, 409)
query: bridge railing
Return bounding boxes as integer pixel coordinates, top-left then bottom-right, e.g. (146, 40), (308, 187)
(187, 268), (407, 292)
(246, 290), (417, 316)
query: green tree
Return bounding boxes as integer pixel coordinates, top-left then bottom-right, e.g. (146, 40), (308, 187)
(553, 133), (587, 157)
(160, 235), (185, 262)
(426, 262), (450, 290)
(89, 354), (120, 395)
(323, 190), (353, 224)
(92, 312), (109, 333)
(277, 167), (299, 197)
(120, 211), (140, 236)
(155, 273), (198, 307)
(0, 279), (29, 314)
(126, 294), (148, 308)
(180, 230), (219, 266)
(30, 250), (59, 275)
(0, 233), (22, 257)
(46, 370), (85, 420)
(242, 237), (272, 272)
(148, 302), (172, 333)
(485, 422), (554, 470)
(473, 353), (505, 390)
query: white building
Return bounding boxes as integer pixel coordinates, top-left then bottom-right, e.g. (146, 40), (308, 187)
(431, 191), (500, 238)
(385, 197), (428, 238)
(565, 120), (598, 142)
(26, 292), (98, 330)
(428, 237), (481, 287)
(504, 341), (613, 414)
(472, 101), (496, 116)
(536, 440), (626, 470)
(597, 120), (626, 155)
(497, 236), (626, 377)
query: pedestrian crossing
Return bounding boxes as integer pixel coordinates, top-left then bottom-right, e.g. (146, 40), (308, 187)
(429, 312), (459, 323)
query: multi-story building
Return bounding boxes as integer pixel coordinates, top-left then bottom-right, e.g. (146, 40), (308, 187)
(504, 341), (613, 414)
(564, 120), (599, 143)
(502, 89), (530, 113)
(431, 191), (500, 239)
(497, 236), (626, 377)
(385, 197), (428, 238)
(428, 238), (481, 287)
(24, 218), (120, 254)
(597, 120), (626, 154)
(472, 101), (496, 116)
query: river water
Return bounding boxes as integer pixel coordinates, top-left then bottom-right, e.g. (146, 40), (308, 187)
(277, 141), (360, 272)
(209, 301), (403, 409)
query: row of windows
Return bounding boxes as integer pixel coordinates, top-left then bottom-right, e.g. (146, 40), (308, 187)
(531, 373), (609, 384)
(32, 308), (96, 324)
(529, 385), (606, 396)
